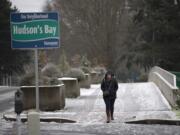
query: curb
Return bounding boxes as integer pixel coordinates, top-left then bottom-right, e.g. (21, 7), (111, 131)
(126, 119), (180, 126)
(3, 112), (76, 123)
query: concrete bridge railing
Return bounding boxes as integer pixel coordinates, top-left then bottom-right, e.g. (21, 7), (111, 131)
(148, 66), (179, 107)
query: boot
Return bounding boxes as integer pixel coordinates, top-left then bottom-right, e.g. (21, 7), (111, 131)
(111, 111), (114, 120)
(106, 114), (109, 123)
(111, 108), (114, 120)
(111, 115), (114, 120)
(106, 111), (111, 123)
(109, 111), (112, 121)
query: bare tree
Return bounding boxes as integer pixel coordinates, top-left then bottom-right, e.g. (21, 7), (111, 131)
(47, 0), (132, 69)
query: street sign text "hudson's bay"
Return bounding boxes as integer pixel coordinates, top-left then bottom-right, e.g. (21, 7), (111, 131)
(11, 12), (60, 49)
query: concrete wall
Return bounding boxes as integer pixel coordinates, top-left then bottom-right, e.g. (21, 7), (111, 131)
(90, 72), (104, 84)
(80, 74), (91, 89)
(58, 78), (80, 98)
(150, 66), (177, 87)
(148, 66), (179, 107)
(21, 84), (65, 111)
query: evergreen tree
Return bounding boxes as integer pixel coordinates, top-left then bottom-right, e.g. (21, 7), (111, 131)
(81, 54), (91, 67)
(0, 0), (31, 74)
(128, 0), (180, 71)
(59, 50), (70, 75)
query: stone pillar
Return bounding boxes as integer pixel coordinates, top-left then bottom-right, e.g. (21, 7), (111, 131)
(90, 71), (104, 84)
(90, 71), (98, 84)
(58, 77), (80, 98)
(28, 111), (40, 135)
(80, 74), (91, 88)
(60, 85), (65, 108)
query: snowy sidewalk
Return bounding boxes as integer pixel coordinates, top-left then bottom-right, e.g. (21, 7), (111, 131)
(4, 82), (175, 124)
(77, 82), (175, 124)
(48, 82), (174, 123)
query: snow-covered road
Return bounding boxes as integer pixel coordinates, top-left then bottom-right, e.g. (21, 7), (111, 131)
(0, 87), (17, 113)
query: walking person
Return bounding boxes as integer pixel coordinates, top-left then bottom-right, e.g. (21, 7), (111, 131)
(101, 71), (118, 123)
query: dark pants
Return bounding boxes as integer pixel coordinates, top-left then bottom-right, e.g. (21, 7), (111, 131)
(103, 97), (116, 117)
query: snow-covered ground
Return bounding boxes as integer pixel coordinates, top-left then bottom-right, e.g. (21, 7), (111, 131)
(77, 82), (175, 123)
(4, 82), (175, 124)
(0, 87), (17, 115)
(1, 83), (179, 135)
(0, 91), (14, 102)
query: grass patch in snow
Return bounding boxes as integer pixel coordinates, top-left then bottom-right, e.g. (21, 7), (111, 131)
(173, 108), (180, 119)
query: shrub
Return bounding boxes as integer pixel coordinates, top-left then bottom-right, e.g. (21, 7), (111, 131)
(137, 73), (148, 82)
(20, 72), (35, 86)
(58, 50), (70, 75)
(81, 66), (92, 74)
(41, 63), (62, 78)
(40, 76), (62, 85)
(20, 63), (62, 86)
(20, 72), (62, 86)
(80, 55), (91, 67)
(177, 100), (180, 107)
(93, 67), (106, 75)
(177, 95), (180, 108)
(66, 68), (85, 82)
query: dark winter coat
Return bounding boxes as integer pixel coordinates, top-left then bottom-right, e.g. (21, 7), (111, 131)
(101, 72), (118, 99)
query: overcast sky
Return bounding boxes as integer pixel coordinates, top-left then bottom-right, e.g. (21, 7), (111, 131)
(10, 0), (48, 12)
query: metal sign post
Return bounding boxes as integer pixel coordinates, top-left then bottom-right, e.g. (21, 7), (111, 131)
(34, 49), (39, 111)
(16, 114), (21, 135)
